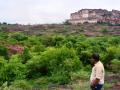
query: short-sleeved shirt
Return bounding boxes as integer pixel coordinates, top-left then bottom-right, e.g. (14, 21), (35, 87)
(90, 61), (105, 84)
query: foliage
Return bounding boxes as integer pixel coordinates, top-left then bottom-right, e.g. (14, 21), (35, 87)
(0, 32), (120, 88)
(0, 45), (9, 60)
(26, 46), (82, 84)
(9, 32), (28, 41)
(0, 55), (26, 85)
(111, 59), (120, 73)
(10, 80), (32, 89)
(21, 47), (31, 64)
(0, 32), (8, 40)
(101, 28), (108, 33)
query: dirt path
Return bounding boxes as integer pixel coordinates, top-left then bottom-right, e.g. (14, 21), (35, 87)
(105, 74), (120, 90)
(109, 82), (120, 90)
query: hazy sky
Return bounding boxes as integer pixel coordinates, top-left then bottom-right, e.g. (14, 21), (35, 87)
(0, 0), (120, 24)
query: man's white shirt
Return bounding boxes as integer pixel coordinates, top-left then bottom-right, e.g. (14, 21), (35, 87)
(90, 61), (105, 84)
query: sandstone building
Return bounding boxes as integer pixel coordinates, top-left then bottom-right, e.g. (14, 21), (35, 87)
(68, 9), (120, 25)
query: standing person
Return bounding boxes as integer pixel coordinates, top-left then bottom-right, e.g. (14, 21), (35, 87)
(90, 53), (105, 90)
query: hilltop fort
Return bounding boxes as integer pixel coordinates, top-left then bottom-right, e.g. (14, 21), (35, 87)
(68, 9), (120, 25)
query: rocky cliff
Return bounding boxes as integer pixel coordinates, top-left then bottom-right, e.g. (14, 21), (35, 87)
(69, 9), (120, 25)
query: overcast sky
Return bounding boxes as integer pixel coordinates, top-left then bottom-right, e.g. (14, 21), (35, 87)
(0, 0), (120, 24)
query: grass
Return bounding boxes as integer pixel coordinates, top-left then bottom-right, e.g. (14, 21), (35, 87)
(71, 80), (115, 90)
(44, 71), (116, 90)
(72, 80), (90, 90)
(38, 71), (116, 90)
(0, 70), (117, 90)
(1, 78), (115, 90)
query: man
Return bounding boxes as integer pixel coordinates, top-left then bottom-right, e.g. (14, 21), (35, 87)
(90, 53), (105, 90)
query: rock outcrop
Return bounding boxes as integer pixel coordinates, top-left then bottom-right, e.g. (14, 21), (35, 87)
(68, 9), (120, 25)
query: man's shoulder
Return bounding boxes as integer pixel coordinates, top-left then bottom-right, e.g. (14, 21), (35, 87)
(96, 61), (103, 65)
(95, 61), (104, 68)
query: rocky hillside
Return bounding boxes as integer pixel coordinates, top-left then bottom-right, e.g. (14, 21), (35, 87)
(0, 23), (120, 36)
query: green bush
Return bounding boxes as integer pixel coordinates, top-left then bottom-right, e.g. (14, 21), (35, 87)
(65, 41), (73, 48)
(41, 47), (82, 73)
(41, 35), (65, 47)
(26, 55), (49, 78)
(9, 32), (28, 41)
(0, 55), (26, 84)
(27, 36), (41, 46)
(33, 77), (50, 88)
(10, 80), (32, 89)
(111, 59), (120, 73)
(0, 45), (9, 60)
(32, 44), (45, 52)
(52, 35), (65, 47)
(26, 46), (82, 84)
(71, 69), (90, 81)
(79, 50), (92, 65)
(101, 28), (108, 33)
(0, 32), (8, 40)
(21, 47), (31, 64)
(102, 46), (119, 67)
(41, 35), (55, 47)
(50, 71), (71, 84)
(0, 80), (32, 90)
(108, 36), (120, 45)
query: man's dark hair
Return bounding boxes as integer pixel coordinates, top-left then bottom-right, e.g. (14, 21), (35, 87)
(92, 53), (100, 61)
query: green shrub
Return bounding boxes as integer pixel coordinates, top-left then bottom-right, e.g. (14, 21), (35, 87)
(26, 55), (49, 78)
(26, 46), (82, 84)
(41, 35), (55, 47)
(21, 47), (31, 64)
(101, 28), (108, 33)
(0, 32), (8, 40)
(71, 69), (90, 81)
(108, 36), (120, 45)
(50, 71), (71, 84)
(27, 36), (41, 46)
(102, 46), (119, 68)
(52, 35), (65, 47)
(65, 41), (73, 48)
(10, 80), (32, 89)
(111, 59), (120, 73)
(32, 44), (45, 52)
(0, 45), (9, 60)
(0, 81), (9, 90)
(0, 55), (26, 84)
(40, 47), (82, 73)
(41, 35), (71, 47)
(79, 50), (92, 65)
(9, 32), (28, 41)
(34, 77), (50, 88)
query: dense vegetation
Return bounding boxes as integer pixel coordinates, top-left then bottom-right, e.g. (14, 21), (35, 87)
(0, 26), (120, 89)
